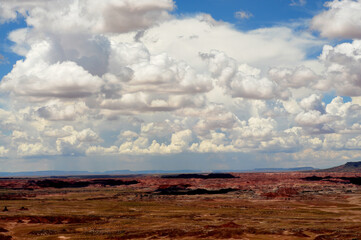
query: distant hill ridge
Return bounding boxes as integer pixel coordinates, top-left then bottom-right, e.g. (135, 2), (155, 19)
(252, 167), (316, 172)
(322, 161), (361, 172)
(0, 167), (317, 177)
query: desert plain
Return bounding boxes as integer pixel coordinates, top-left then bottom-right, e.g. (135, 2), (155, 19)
(0, 171), (360, 240)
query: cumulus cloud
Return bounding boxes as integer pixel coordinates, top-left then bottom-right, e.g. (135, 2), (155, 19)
(139, 15), (323, 70)
(190, 131), (236, 153)
(268, 66), (318, 88)
(201, 50), (289, 100)
(299, 94), (325, 112)
(2, 18), (211, 116)
(86, 145), (119, 155)
(234, 10), (253, 20)
(0, 145), (9, 157)
(1, 41), (103, 100)
(17, 142), (54, 157)
(0, 0), (174, 33)
(345, 135), (361, 150)
(119, 52), (212, 94)
(177, 104), (239, 136)
(36, 101), (89, 121)
(116, 129), (193, 155)
(316, 40), (361, 96)
(293, 95), (361, 135)
(55, 126), (102, 155)
(1, 0), (361, 170)
(232, 117), (276, 140)
(311, 0), (361, 39)
(90, 92), (206, 116)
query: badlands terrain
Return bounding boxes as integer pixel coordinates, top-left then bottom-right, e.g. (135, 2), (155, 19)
(0, 164), (361, 239)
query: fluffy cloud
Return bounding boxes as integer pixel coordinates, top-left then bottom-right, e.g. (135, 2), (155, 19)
(36, 101), (89, 121)
(230, 117), (276, 140)
(299, 94), (325, 112)
(2, 19), (211, 116)
(201, 50), (289, 100)
(106, 42), (212, 97)
(55, 126), (102, 156)
(17, 142), (54, 157)
(311, 0), (361, 39)
(316, 40), (361, 96)
(0, 146), (9, 157)
(294, 95), (361, 135)
(1, 41), (103, 100)
(190, 131), (237, 153)
(178, 104), (239, 136)
(0, 0), (174, 33)
(139, 15), (323, 69)
(116, 129), (193, 154)
(268, 66), (318, 88)
(1, 0), (361, 170)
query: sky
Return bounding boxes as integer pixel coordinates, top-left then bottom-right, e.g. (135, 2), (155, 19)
(0, 0), (361, 172)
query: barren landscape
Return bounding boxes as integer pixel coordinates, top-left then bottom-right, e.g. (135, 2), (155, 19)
(0, 169), (361, 240)
(1, 0), (361, 239)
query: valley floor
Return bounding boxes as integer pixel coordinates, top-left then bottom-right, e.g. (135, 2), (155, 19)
(0, 172), (360, 239)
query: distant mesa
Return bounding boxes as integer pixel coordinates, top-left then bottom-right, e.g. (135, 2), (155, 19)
(302, 175), (361, 186)
(25, 179), (139, 189)
(252, 167), (316, 172)
(321, 161), (361, 172)
(0, 162), (359, 179)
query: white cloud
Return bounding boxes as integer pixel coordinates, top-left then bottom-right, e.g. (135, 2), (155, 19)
(139, 15), (323, 70)
(1, 0), (361, 170)
(178, 104), (239, 136)
(268, 66), (318, 88)
(290, 0), (306, 6)
(316, 40), (361, 96)
(36, 101), (89, 121)
(234, 10), (253, 20)
(117, 129), (193, 155)
(91, 92), (206, 115)
(232, 117), (276, 140)
(1, 41), (103, 100)
(123, 52), (212, 94)
(0, 146), (9, 157)
(311, 0), (361, 39)
(0, 0), (174, 33)
(201, 50), (289, 100)
(86, 145), (119, 155)
(295, 110), (334, 128)
(190, 131), (236, 153)
(17, 142), (54, 157)
(345, 135), (361, 150)
(299, 94), (325, 112)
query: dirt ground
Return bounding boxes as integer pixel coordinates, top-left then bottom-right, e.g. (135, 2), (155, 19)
(0, 172), (360, 239)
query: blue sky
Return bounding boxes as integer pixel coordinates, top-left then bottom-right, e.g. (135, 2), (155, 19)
(0, 0), (326, 78)
(0, 18), (26, 80)
(175, 0), (325, 29)
(0, 0), (349, 104)
(0, 0), (361, 172)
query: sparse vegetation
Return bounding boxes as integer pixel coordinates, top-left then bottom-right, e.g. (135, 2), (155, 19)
(0, 173), (360, 239)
